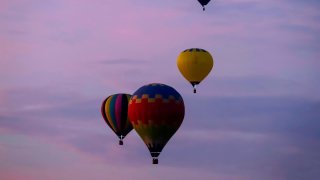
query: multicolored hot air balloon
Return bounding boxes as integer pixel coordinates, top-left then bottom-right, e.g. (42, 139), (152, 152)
(177, 48), (214, 93)
(101, 94), (133, 145)
(128, 83), (185, 164)
(198, 0), (211, 11)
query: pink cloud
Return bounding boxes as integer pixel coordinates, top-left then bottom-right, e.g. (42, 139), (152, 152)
(1, 1), (320, 179)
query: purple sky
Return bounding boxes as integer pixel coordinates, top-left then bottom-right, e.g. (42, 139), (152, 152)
(1, 0), (320, 179)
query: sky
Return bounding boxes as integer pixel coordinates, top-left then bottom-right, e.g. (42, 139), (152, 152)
(1, 0), (320, 179)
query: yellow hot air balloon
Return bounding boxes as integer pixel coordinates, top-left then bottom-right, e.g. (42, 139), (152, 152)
(177, 48), (214, 93)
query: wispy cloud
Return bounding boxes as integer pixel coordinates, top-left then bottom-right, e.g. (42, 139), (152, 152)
(1, 84), (320, 179)
(1, 0), (320, 179)
(97, 58), (148, 65)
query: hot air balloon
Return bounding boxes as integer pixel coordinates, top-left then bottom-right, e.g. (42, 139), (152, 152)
(128, 83), (185, 164)
(198, 0), (211, 11)
(101, 94), (133, 145)
(177, 48), (214, 93)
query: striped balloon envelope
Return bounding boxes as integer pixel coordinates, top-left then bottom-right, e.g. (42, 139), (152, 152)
(128, 83), (185, 164)
(101, 94), (133, 145)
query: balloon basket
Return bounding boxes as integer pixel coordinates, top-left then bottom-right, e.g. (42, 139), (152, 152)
(152, 158), (158, 164)
(119, 140), (123, 145)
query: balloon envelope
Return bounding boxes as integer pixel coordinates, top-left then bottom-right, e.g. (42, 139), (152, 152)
(198, 0), (211, 6)
(177, 48), (214, 93)
(128, 83), (185, 164)
(197, 0), (211, 10)
(101, 94), (133, 145)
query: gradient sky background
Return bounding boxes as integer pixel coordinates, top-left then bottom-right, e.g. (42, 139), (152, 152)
(1, 0), (320, 179)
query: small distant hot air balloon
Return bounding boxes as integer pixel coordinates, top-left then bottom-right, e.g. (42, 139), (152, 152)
(177, 48), (214, 93)
(198, 0), (211, 11)
(128, 83), (185, 164)
(101, 94), (133, 145)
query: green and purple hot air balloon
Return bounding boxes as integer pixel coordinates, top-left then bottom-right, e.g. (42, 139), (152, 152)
(101, 94), (133, 145)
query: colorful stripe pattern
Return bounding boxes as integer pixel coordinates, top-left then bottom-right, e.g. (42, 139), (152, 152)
(128, 83), (185, 158)
(101, 94), (133, 141)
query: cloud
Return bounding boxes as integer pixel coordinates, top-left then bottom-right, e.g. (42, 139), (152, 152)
(178, 129), (270, 143)
(97, 58), (148, 65)
(183, 95), (320, 134)
(169, 75), (320, 100)
(2, 85), (319, 179)
(1, 0), (320, 179)
(150, 94), (320, 179)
